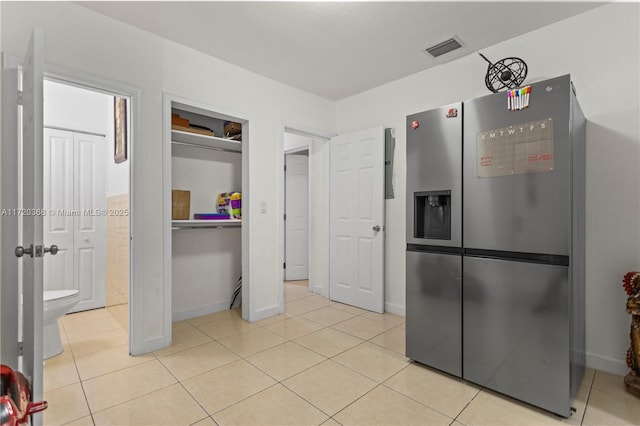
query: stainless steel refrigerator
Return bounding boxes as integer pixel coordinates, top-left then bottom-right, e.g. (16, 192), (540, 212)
(406, 75), (585, 417)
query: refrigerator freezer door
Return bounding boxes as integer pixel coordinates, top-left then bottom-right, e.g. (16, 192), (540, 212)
(406, 250), (462, 377)
(463, 75), (572, 255)
(463, 256), (571, 417)
(406, 103), (462, 248)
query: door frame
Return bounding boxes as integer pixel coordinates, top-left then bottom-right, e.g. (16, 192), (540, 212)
(278, 123), (334, 312)
(3, 54), (143, 354)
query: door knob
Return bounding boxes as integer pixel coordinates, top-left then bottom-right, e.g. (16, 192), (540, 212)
(44, 245), (59, 255)
(15, 245), (33, 258)
(372, 225), (381, 232)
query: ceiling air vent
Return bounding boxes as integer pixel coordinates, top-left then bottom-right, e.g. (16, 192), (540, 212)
(425, 36), (464, 58)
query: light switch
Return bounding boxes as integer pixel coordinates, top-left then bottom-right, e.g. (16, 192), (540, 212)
(260, 202), (267, 214)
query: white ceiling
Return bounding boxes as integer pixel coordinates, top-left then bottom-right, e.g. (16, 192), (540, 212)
(78, 1), (603, 101)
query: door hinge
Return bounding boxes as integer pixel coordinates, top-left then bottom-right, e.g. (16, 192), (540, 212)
(17, 341), (23, 356)
(17, 90), (23, 105)
(284, 214), (286, 221)
(283, 262), (286, 269)
(284, 165), (286, 172)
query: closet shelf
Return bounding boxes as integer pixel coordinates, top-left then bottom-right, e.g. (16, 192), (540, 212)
(171, 129), (242, 153)
(172, 219), (241, 229)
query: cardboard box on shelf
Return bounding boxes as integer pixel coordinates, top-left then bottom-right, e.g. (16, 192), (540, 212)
(171, 113), (190, 127)
(224, 121), (242, 136)
(172, 190), (191, 219)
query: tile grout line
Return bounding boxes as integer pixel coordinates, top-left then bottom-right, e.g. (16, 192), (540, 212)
(578, 371), (597, 426)
(61, 320), (96, 425)
(57, 284), (610, 426)
(183, 304), (402, 424)
(450, 384), (484, 425)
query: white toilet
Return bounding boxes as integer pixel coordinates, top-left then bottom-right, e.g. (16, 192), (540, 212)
(43, 289), (80, 359)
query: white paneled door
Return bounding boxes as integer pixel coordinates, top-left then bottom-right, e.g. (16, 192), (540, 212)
(44, 128), (106, 312)
(329, 127), (385, 313)
(285, 154), (309, 281)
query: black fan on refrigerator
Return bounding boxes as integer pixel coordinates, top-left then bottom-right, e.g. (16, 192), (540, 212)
(479, 53), (528, 93)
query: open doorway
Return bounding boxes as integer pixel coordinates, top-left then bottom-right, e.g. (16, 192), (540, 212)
(279, 125), (334, 312)
(42, 79), (130, 336)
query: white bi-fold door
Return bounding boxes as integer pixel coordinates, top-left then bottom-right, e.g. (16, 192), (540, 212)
(43, 128), (106, 312)
(329, 127), (385, 313)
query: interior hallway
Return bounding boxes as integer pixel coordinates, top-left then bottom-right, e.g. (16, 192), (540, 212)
(43, 281), (639, 425)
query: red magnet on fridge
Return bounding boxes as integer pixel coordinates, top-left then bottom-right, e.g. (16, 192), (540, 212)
(411, 120), (420, 129)
(446, 108), (458, 118)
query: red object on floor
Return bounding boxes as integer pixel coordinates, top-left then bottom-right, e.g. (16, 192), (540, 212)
(1, 365), (47, 426)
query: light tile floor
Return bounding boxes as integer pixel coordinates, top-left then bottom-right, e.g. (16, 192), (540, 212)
(43, 281), (639, 425)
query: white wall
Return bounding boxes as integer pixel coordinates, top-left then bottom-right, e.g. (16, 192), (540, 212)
(44, 80), (109, 134)
(284, 132), (311, 151)
(4, 2), (638, 374)
(171, 145), (242, 320)
(43, 80), (128, 197)
(1, 1), (335, 352)
(336, 3), (640, 376)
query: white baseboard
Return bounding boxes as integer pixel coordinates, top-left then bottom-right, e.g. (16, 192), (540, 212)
(251, 304), (282, 322)
(586, 351), (628, 376)
(311, 285), (324, 296)
(172, 300), (230, 322)
(385, 301), (405, 317)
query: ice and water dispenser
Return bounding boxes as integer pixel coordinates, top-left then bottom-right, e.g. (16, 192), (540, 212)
(414, 190), (451, 240)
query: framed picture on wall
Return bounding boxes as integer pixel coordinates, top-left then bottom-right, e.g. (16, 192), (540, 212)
(114, 96), (127, 164)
